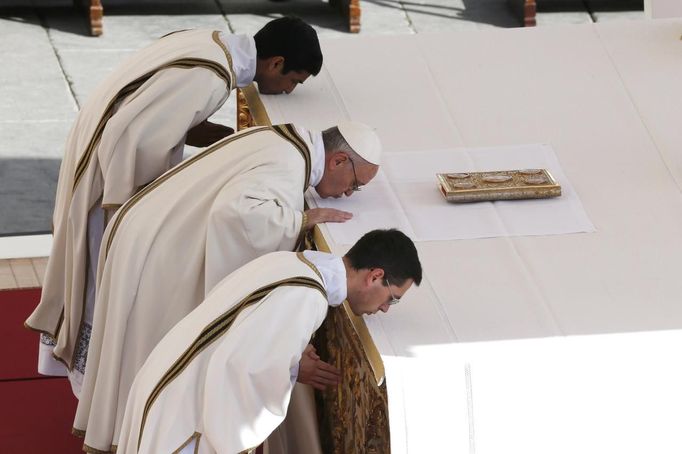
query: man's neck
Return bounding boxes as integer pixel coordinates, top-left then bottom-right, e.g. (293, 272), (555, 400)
(342, 256), (354, 299)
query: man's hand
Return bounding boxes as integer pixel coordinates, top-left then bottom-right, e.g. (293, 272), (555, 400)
(297, 344), (341, 391)
(185, 120), (234, 147)
(304, 208), (352, 230)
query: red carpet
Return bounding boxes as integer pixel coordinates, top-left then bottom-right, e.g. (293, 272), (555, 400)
(0, 288), (83, 453)
(0, 288), (264, 454)
(1, 288), (44, 380)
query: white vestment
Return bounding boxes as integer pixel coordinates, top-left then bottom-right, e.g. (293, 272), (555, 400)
(25, 29), (241, 375)
(75, 125), (317, 453)
(116, 250), (344, 454)
(264, 248), (348, 454)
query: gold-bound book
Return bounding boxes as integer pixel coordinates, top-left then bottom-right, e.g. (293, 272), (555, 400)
(437, 169), (561, 203)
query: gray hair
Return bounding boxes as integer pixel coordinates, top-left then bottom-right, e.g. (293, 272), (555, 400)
(322, 126), (370, 165)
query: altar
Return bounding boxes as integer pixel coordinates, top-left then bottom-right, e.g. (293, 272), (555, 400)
(239, 18), (682, 453)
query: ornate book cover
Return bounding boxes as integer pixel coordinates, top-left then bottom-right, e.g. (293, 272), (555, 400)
(437, 169), (561, 203)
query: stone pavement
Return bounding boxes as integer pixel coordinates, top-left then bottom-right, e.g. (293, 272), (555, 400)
(0, 0), (644, 235)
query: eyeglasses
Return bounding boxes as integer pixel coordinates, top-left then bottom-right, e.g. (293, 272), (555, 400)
(384, 278), (401, 306)
(349, 158), (362, 192)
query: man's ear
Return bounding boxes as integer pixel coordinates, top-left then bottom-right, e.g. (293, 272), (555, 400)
(367, 267), (385, 285)
(330, 151), (349, 169)
(269, 56), (285, 71)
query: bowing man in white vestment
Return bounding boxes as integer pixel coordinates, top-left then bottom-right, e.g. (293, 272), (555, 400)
(73, 121), (382, 453)
(116, 229), (423, 454)
(25, 17), (323, 394)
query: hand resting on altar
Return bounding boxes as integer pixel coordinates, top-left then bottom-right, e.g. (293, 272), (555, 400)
(297, 343), (341, 390)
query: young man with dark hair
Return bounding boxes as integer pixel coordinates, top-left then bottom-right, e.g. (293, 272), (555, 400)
(346, 229), (423, 287)
(116, 229), (422, 454)
(254, 16), (323, 94)
(26, 17), (323, 397)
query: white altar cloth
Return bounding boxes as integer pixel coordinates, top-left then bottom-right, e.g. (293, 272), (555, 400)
(258, 18), (682, 453)
(308, 144), (595, 243)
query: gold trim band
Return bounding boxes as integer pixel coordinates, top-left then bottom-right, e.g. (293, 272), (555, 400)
(172, 431), (201, 454)
(296, 251), (323, 281)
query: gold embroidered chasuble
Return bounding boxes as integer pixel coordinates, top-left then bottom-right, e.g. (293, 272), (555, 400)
(25, 29), (237, 370)
(74, 125), (314, 453)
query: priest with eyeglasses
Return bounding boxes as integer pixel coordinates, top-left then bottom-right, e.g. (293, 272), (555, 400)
(116, 229), (422, 454)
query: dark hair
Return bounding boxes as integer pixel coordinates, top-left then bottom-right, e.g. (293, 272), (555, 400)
(345, 229), (422, 286)
(254, 17), (323, 76)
